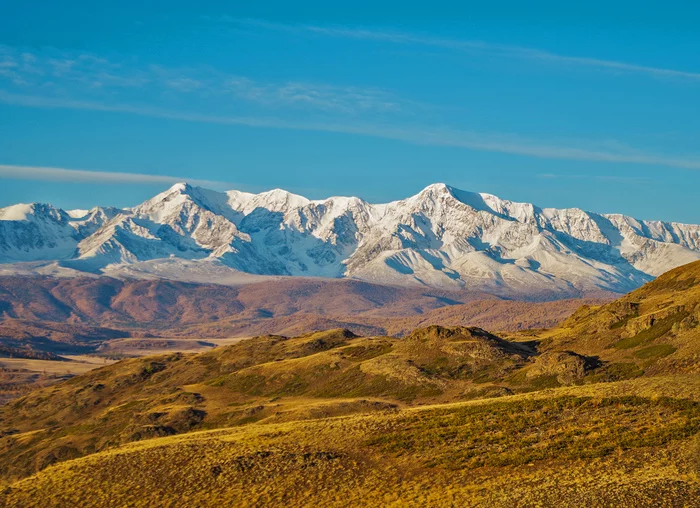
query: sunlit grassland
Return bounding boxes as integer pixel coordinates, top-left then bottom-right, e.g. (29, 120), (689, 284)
(3, 375), (698, 507)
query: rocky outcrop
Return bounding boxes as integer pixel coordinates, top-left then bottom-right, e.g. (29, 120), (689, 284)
(527, 351), (598, 385)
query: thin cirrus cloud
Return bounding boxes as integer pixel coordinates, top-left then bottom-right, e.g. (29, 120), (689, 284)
(537, 173), (652, 184)
(2, 89), (700, 172)
(0, 164), (231, 188)
(2, 44), (700, 172)
(0, 44), (405, 116)
(227, 18), (700, 83)
(227, 76), (402, 114)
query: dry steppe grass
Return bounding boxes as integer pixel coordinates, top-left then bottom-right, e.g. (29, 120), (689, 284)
(2, 376), (698, 507)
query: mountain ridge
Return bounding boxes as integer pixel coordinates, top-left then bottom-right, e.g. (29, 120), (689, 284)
(2, 182), (700, 297)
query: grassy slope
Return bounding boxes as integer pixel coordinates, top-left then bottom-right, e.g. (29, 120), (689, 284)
(0, 327), (544, 484)
(2, 377), (698, 507)
(538, 259), (700, 377)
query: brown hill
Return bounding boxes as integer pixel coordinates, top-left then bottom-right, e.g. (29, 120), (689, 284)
(0, 276), (606, 354)
(0, 320), (128, 354)
(373, 298), (601, 335)
(0, 276), (488, 327)
(168, 297), (598, 339)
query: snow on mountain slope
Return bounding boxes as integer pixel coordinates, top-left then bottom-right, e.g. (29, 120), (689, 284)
(0, 203), (92, 262)
(0, 202), (124, 263)
(1, 182), (699, 297)
(101, 257), (272, 285)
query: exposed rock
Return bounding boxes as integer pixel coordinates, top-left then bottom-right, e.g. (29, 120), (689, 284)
(527, 351), (597, 385)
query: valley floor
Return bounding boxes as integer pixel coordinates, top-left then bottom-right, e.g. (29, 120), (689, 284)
(0, 338), (249, 404)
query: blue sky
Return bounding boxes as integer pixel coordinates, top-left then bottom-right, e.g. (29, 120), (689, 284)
(1, 1), (699, 222)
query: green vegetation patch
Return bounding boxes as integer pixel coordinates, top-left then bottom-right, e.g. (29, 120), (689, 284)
(607, 362), (644, 380)
(610, 317), (631, 329)
(526, 374), (561, 390)
(505, 369), (529, 385)
(634, 344), (677, 360)
(582, 362), (644, 383)
(140, 362), (167, 379)
(505, 370), (561, 390)
(311, 365), (441, 402)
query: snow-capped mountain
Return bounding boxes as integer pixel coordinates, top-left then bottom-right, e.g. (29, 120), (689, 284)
(2, 182), (700, 297)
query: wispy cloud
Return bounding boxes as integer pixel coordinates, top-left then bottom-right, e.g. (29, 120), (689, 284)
(3, 89), (700, 171)
(0, 44), (407, 116)
(537, 173), (652, 184)
(164, 77), (203, 93)
(0, 164), (230, 187)
(227, 77), (401, 114)
(2, 44), (699, 172)
(226, 18), (700, 83)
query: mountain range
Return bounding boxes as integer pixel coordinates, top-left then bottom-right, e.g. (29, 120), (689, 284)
(2, 182), (700, 298)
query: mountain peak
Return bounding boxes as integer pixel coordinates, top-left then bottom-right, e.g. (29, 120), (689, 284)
(0, 202), (68, 222)
(260, 188), (308, 198)
(168, 182), (192, 193)
(0, 203), (36, 221)
(414, 183), (497, 212)
(413, 184), (535, 220)
(420, 182), (452, 194)
(253, 188), (311, 209)
(141, 182), (215, 208)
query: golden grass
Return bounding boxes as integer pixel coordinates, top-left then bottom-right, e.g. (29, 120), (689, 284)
(2, 376), (698, 507)
(1, 323), (697, 489)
